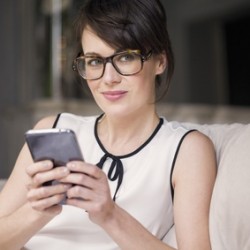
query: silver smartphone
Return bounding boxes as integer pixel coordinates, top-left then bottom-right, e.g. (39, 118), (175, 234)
(25, 128), (83, 186)
(25, 128), (83, 166)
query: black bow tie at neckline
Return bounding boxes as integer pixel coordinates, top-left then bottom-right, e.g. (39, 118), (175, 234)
(97, 153), (124, 201)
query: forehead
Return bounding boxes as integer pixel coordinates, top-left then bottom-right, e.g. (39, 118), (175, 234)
(81, 27), (116, 56)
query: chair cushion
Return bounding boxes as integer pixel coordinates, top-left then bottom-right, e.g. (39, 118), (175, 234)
(184, 123), (250, 250)
(163, 123), (250, 248)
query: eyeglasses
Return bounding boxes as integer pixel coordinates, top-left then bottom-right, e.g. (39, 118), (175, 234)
(72, 49), (152, 80)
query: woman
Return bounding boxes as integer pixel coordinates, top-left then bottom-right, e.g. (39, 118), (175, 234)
(0, 0), (217, 249)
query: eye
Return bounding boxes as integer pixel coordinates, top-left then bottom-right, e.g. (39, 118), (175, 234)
(86, 57), (104, 67)
(117, 53), (138, 63)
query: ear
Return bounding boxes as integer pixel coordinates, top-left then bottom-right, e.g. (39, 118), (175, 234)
(155, 52), (167, 75)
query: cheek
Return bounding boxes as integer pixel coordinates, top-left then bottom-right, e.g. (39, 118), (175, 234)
(140, 68), (157, 97)
(143, 61), (158, 81)
(86, 81), (99, 94)
(132, 74), (156, 99)
(141, 69), (157, 90)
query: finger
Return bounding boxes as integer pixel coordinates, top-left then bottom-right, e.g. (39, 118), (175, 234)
(60, 172), (97, 188)
(67, 161), (103, 179)
(66, 185), (93, 201)
(32, 167), (70, 187)
(26, 160), (53, 177)
(66, 198), (89, 210)
(27, 184), (71, 202)
(29, 194), (66, 211)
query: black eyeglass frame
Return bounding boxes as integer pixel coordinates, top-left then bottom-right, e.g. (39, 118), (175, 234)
(72, 49), (152, 80)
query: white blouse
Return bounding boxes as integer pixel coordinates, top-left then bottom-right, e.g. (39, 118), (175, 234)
(24, 113), (190, 250)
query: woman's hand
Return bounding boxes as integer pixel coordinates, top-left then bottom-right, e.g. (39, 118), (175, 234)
(26, 160), (71, 215)
(62, 161), (115, 226)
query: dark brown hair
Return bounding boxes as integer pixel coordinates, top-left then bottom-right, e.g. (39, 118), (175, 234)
(74, 0), (174, 98)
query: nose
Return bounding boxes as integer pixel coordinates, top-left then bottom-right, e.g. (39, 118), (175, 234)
(102, 62), (121, 85)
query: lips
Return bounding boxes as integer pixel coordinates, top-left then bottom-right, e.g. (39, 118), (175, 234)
(102, 90), (127, 101)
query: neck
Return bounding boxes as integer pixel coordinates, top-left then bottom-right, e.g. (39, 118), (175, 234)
(97, 109), (160, 155)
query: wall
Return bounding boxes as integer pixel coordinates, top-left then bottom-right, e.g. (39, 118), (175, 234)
(162, 0), (250, 104)
(0, 0), (42, 178)
(1, 0), (250, 179)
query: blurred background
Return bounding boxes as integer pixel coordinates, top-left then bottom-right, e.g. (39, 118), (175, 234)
(1, 0), (250, 179)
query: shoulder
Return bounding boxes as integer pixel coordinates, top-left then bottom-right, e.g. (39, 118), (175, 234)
(33, 115), (58, 129)
(33, 113), (99, 129)
(172, 130), (217, 188)
(181, 130), (215, 158)
(53, 113), (101, 132)
(176, 130), (216, 167)
(161, 118), (191, 140)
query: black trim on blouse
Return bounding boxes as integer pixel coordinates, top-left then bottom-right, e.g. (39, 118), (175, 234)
(52, 113), (62, 128)
(170, 129), (197, 202)
(95, 114), (164, 201)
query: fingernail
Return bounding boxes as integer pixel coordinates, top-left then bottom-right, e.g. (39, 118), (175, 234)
(67, 163), (75, 168)
(62, 167), (70, 174)
(60, 167), (70, 176)
(43, 160), (52, 167)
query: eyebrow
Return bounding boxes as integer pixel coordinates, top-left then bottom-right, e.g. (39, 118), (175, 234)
(83, 48), (127, 57)
(84, 52), (102, 57)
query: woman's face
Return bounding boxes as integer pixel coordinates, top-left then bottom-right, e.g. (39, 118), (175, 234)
(81, 27), (166, 118)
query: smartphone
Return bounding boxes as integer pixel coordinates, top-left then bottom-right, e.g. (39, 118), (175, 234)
(25, 128), (84, 204)
(25, 128), (83, 167)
